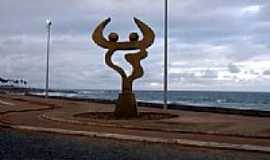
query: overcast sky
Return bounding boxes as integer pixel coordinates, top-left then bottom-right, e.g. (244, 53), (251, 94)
(1, 0), (270, 91)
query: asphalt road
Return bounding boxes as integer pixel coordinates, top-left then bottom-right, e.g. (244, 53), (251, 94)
(0, 128), (269, 160)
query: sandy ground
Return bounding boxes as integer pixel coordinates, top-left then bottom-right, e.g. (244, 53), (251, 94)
(1, 94), (270, 148)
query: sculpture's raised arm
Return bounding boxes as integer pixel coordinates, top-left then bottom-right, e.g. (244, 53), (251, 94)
(134, 17), (155, 48)
(92, 17), (155, 50)
(92, 18), (112, 49)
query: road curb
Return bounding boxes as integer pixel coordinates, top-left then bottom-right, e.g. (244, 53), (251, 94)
(4, 124), (270, 154)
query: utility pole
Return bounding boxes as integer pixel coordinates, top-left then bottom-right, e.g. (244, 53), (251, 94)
(164, 0), (168, 110)
(45, 19), (52, 98)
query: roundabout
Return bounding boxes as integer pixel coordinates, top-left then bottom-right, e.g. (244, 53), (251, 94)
(1, 94), (270, 155)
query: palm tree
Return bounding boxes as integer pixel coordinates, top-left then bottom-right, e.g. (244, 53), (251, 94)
(0, 77), (8, 83)
(23, 80), (27, 88)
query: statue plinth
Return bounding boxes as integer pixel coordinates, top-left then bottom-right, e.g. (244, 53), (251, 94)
(115, 93), (137, 118)
(92, 17), (155, 118)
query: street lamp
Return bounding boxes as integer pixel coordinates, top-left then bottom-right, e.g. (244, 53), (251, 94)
(164, 0), (168, 110)
(45, 19), (52, 98)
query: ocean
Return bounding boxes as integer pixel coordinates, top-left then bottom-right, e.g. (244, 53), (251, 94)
(31, 90), (270, 111)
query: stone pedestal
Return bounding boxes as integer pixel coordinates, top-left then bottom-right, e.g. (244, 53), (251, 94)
(114, 93), (138, 118)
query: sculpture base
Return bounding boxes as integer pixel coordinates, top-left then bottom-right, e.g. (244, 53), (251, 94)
(114, 93), (138, 118)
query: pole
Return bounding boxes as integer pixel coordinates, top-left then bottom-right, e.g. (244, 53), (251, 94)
(164, 0), (168, 110)
(45, 20), (52, 98)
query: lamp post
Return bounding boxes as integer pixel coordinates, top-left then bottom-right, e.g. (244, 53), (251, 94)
(164, 0), (168, 110)
(45, 19), (52, 98)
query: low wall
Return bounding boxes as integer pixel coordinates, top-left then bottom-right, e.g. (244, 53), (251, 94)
(24, 93), (270, 117)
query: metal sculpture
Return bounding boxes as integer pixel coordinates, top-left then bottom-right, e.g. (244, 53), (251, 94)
(92, 17), (155, 118)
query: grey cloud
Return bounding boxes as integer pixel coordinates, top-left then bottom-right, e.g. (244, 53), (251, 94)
(170, 73), (196, 81)
(228, 63), (241, 73)
(202, 70), (218, 79)
(263, 70), (270, 75)
(1, 0), (270, 91)
(249, 70), (260, 75)
(170, 69), (218, 82)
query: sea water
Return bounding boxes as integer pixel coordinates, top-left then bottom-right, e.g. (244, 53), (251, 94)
(31, 90), (270, 111)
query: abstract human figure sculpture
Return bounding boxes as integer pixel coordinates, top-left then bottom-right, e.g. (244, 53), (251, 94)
(92, 17), (155, 118)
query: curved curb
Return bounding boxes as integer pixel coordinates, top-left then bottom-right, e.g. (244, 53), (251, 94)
(41, 113), (270, 139)
(2, 124), (270, 154)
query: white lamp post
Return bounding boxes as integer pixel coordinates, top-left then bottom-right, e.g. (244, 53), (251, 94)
(45, 19), (52, 98)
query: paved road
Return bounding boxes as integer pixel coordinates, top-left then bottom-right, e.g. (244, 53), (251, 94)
(0, 128), (270, 160)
